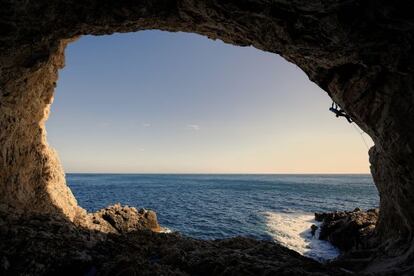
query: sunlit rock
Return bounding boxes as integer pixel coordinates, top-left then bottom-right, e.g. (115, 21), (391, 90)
(1, 0), (414, 274)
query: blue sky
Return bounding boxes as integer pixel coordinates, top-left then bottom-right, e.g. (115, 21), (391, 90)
(46, 30), (373, 173)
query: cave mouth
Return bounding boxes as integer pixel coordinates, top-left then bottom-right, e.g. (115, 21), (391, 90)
(2, 1), (414, 273)
(45, 31), (378, 261)
(49, 31), (374, 175)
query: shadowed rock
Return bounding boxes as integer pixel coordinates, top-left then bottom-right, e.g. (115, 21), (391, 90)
(0, 208), (346, 276)
(1, 0), (414, 274)
(315, 208), (378, 252)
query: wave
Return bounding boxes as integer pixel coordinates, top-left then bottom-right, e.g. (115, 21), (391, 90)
(159, 227), (173, 233)
(263, 211), (339, 262)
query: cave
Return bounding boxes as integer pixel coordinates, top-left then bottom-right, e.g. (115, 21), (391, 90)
(1, 1), (414, 274)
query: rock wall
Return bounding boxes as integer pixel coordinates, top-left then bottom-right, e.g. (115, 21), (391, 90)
(0, 37), (82, 220)
(1, 0), (414, 271)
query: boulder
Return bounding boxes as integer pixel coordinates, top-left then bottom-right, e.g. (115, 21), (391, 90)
(315, 208), (378, 252)
(87, 203), (161, 234)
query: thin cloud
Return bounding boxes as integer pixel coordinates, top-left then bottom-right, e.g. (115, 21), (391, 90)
(187, 124), (200, 131)
(143, 123), (151, 127)
(99, 121), (112, 128)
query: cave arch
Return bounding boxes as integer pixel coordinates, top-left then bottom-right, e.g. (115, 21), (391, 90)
(1, 0), (414, 270)
(51, 31), (373, 175)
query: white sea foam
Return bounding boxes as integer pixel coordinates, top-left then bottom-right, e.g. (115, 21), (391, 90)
(159, 227), (173, 233)
(264, 211), (340, 262)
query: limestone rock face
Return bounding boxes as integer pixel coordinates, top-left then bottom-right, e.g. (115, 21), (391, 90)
(1, 0), (414, 273)
(87, 203), (161, 233)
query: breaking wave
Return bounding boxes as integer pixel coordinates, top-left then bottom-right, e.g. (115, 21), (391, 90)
(264, 211), (340, 261)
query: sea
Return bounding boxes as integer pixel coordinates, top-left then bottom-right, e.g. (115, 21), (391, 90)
(67, 174), (379, 262)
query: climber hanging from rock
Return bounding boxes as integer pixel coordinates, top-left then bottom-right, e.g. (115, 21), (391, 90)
(329, 102), (353, 123)
(329, 102), (352, 123)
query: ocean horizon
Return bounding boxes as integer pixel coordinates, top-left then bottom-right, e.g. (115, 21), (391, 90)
(67, 173), (378, 261)
(66, 172), (372, 175)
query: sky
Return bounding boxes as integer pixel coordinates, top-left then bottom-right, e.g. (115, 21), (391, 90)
(46, 30), (374, 174)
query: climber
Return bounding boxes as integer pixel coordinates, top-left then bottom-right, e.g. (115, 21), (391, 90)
(329, 102), (353, 123)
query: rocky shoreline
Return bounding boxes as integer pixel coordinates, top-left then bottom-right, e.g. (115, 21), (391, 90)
(0, 204), (383, 275)
(315, 208), (378, 252)
(312, 208), (382, 273)
(0, 204), (362, 276)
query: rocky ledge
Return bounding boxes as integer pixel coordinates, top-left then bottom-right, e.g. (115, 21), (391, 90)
(315, 208), (379, 252)
(314, 208), (380, 272)
(0, 205), (347, 276)
(84, 203), (162, 234)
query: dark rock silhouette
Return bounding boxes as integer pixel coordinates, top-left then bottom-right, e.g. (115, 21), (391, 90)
(310, 224), (318, 237)
(1, 0), (414, 274)
(0, 207), (345, 276)
(315, 208), (378, 251)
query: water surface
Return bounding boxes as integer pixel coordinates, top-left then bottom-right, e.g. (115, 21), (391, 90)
(67, 174), (378, 260)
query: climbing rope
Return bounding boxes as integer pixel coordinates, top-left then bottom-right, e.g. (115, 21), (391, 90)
(351, 123), (370, 150)
(329, 101), (370, 150)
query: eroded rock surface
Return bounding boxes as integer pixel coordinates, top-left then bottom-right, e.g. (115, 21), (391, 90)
(86, 203), (161, 234)
(312, 209), (411, 274)
(315, 208), (378, 252)
(1, 0), (414, 274)
(0, 208), (345, 276)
